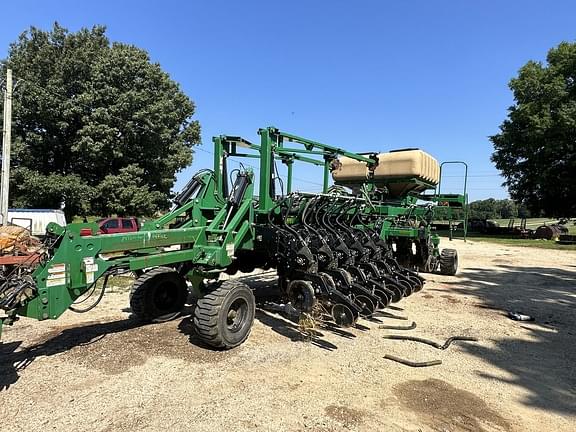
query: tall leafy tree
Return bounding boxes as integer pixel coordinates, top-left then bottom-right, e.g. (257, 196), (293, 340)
(468, 198), (519, 220)
(491, 42), (576, 216)
(0, 23), (200, 220)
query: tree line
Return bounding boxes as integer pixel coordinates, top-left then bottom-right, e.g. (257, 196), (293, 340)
(0, 23), (200, 221)
(491, 41), (576, 217)
(1, 24), (573, 221)
(467, 198), (530, 220)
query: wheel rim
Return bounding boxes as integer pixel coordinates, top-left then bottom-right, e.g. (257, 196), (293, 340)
(227, 298), (249, 332)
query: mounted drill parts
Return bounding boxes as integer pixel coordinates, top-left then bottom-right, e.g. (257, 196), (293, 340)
(0, 127), (466, 349)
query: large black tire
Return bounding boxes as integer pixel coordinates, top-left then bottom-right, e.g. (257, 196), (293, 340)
(194, 280), (255, 349)
(130, 267), (188, 322)
(439, 249), (458, 275)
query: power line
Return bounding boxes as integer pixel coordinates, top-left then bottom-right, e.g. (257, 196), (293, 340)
(442, 174), (502, 178)
(15, 76), (506, 191)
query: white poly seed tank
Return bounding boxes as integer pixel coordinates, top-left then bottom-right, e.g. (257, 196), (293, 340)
(331, 149), (440, 196)
(375, 150), (440, 184)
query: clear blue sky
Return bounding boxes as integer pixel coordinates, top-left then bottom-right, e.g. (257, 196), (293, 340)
(1, 0), (575, 201)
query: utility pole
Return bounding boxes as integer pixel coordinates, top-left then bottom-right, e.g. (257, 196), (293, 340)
(1, 69), (13, 226)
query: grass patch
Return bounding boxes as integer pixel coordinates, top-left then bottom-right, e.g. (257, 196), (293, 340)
(462, 235), (576, 251)
(490, 217), (560, 228)
(440, 217), (576, 249)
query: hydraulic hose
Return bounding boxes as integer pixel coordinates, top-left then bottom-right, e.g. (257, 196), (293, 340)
(378, 321), (417, 330)
(382, 335), (478, 350)
(384, 354), (442, 367)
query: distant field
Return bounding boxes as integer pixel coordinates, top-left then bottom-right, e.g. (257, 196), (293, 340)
(439, 218), (576, 250)
(463, 235), (576, 251)
(441, 217), (576, 250)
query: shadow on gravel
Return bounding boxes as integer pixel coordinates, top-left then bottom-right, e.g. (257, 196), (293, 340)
(445, 264), (576, 415)
(0, 270), (377, 390)
(1, 306), (227, 391)
(255, 310), (338, 351)
(239, 271), (365, 350)
(0, 318), (143, 391)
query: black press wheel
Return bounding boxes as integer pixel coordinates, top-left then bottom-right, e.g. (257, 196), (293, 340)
(194, 280), (255, 349)
(387, 282), (404, 303)
(439, 248), (459, 275)
(407, 275), (424, 292)
(374, 288), (391, 308)
(331, 303), (356, 327)
(130, 266), (188, 322)
(287, 279), (316, 313)
(354, 295), (376, 317)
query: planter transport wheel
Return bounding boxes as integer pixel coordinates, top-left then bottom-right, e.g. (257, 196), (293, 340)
(194, 280), (255, 349)
(130, 266), (188, 323)
(439, 249), (458, 275)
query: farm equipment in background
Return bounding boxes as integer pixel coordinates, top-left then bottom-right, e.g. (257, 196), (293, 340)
(0, 127), (466, 348)
(0, 225), (43, 275)
(0, 210), (65, 280)
(463, 217), (532, 237)
(533, 223), (568, 240)
(462, 218), (570, 241)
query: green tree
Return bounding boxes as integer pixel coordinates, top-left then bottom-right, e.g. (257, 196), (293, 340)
(0, 23), (200, 220)
(494, 199), (517, 219)
(491, 42), (576, 216)
(517, 203), (531, 219)
(468, 198), (519, 220)
(95, 164), (166, 216)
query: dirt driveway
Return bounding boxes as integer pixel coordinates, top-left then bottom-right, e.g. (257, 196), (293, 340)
(1, 240), (575, 431)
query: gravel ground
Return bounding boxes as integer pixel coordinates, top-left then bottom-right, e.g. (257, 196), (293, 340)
(1, 239), (575, 432)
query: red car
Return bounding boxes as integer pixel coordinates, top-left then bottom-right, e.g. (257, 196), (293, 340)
(80, 217), (140, 236)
